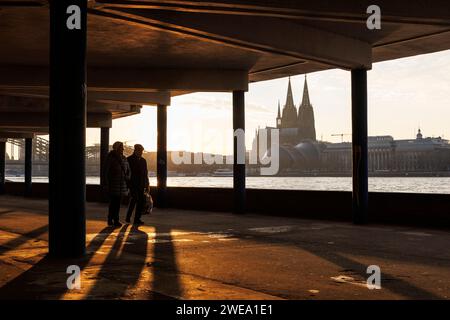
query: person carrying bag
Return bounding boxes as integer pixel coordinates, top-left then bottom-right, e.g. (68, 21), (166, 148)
(126, 144), (150, 225)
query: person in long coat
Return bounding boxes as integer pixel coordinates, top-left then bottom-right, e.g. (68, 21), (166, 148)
(126, 144), (150, 225)
(103, 141), (130, 227)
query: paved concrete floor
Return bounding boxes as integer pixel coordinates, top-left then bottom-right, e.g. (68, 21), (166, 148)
(0, 195), (449, 300)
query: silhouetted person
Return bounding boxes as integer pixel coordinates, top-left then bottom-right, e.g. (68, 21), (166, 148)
(126, 144), (149, 225)
(103, 141), (130, 227)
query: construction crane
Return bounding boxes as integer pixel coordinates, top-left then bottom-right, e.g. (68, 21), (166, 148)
(331, 133), (351, 143)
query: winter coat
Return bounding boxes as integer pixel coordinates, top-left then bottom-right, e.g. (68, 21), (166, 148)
(127, 153), (150, 192)
(103, 151), (130, 196)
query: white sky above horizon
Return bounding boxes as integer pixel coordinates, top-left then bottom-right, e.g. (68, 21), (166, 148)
(86, 49), (450, 155)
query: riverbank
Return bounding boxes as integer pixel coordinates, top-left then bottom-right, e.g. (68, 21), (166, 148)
(6, 176), (450, 194)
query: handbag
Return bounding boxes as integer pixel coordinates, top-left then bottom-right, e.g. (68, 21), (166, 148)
(142, 190), (153, 215)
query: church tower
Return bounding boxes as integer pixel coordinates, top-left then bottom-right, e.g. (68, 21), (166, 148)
(297, 75), (316, 141)
(416, 128), (423, 140)
(281, 77), (298, 129)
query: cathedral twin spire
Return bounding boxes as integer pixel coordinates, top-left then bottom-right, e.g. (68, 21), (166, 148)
(279, 75), (316, 141)
(300, 75), (311, 107)
(285, 77), (295, 109)
(279, 77), (298, 129)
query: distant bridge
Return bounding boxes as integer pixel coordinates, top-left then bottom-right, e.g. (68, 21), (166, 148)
(7, 137), (103, 163)
(8, 137), (49, 162)
(6, 138), (137, 163)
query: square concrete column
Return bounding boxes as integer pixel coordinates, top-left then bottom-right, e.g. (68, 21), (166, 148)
(157, 104), (167, 208)
(233, 90), (246, 214)
(24, 138), (32, 197)
(49, 0), (88, 257)
(100, 127), (110, 187)
(351, 69), (369, 224)
(0, 139), (5, 195)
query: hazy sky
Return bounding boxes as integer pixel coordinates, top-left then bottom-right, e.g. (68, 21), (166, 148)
(87, 49), (450, 154)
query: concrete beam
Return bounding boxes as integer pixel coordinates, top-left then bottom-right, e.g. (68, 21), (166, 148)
(86, 90), (171, 106)
(0, 66), (249, 91)
(92, 7), (371, 69)
(0, 112), (113, 128)
(0, 94), (48, 110)
(0, 1), (44, 8)
(0, 94), (142, 115)
(88, 113), (112, 128)
(0, 127), (48, 133)
(0, 132), (36, 139)
(96, 0), (450, 26)
(0, 88), (171, 106)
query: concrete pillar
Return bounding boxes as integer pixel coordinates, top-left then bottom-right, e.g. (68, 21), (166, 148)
(380, 151), (383, 170)
(384, 151), (388, 170)
(49, 0), (87, 258)
(157, 104), (167, 208)
(351, 69), (368, 224)
(100, 127), (110, 186)
(24, 138), (32, 197)
(375, 150), (380, 170)
(0, 139), (5, 194)
(233, 90), (246, 214)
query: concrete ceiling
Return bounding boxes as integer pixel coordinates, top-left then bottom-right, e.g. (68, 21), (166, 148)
(0, 94), (141, 134)
(0, 0), (449, 134)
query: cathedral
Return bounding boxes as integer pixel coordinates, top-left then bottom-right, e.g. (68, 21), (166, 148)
(251, 75), (321, 171)
(276, 75), (316, 145)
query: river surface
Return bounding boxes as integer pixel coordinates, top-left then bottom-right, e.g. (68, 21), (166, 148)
(6, 176), (450, 194)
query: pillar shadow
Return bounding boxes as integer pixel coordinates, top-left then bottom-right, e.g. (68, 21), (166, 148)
(84, 224), (148, 299)
(1, 208), (441, 300)
(233, 230), (443, 299)
(0, 226), (115, 299)
(149, 223), (182, 299)
(125, 215), (444, 300)
(0, 224), (48, 255)
(300, 245), (441, 299)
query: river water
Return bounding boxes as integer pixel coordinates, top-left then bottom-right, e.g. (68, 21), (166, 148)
(7, 176), (450, 194)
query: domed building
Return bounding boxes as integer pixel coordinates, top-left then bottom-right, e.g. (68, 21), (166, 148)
(277, 142), (322, 171)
